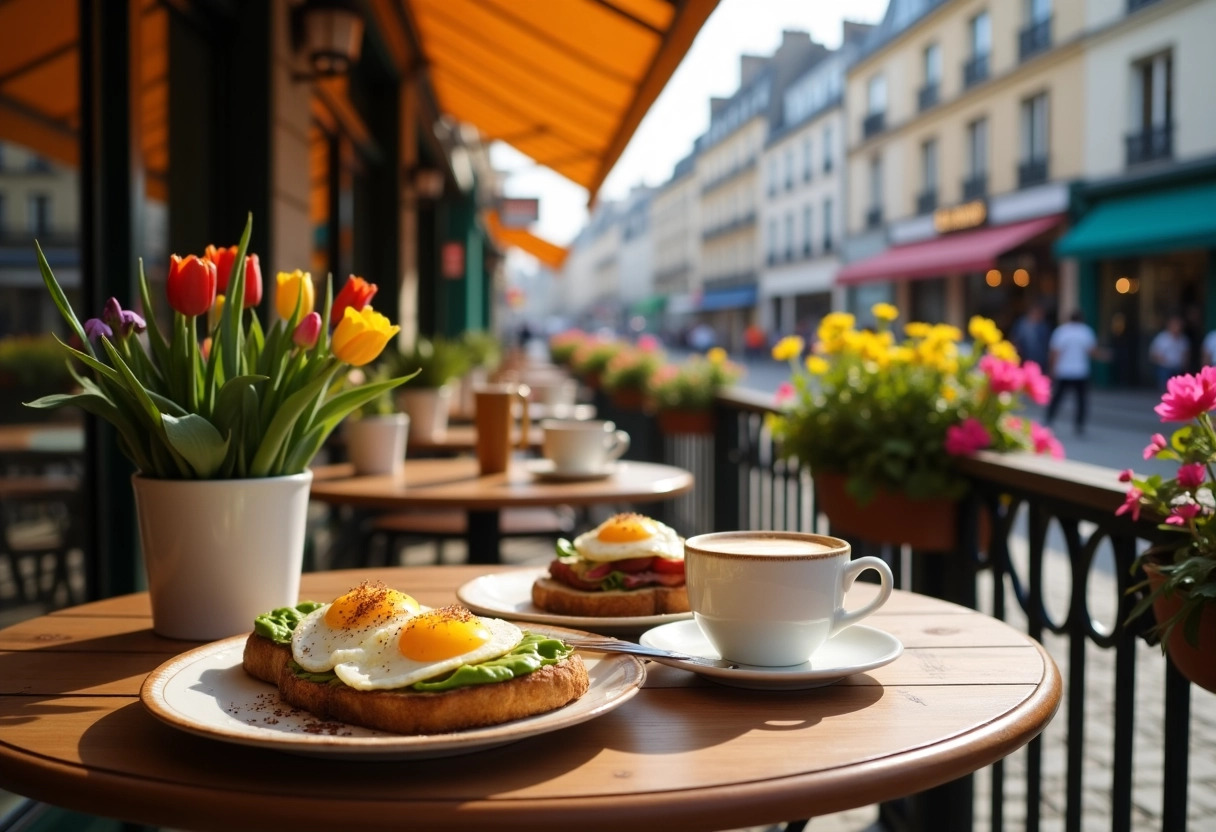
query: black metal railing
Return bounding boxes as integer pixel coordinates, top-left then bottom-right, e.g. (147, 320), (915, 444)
(963, 173), (988, 201)
(1126, 124), (1173, 166)
(1018, 157), (1049, 188)
(916, 189), (938, 214)
(595, 388), (1200, 832)
(866, 207), (883, 229)
(1018, 17), (1052, 61)
(964, 54), (989, 88)
(918, 82), (939, 111)
(863, 112), (886, 139)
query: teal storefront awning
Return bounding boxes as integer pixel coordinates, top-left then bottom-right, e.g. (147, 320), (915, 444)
(1056, 181), (1216, 259)
(629, 295), (668, 316)
(699, 285), (757, 311)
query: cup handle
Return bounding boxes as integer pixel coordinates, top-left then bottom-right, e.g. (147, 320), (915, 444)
(604, 430), (630, 461)
(830, 555), (893, 638)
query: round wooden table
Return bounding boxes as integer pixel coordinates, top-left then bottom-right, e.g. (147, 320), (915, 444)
(407, 422), (545, 454)
(0, 566), (1060, 832)
(309, 459), (694, 564)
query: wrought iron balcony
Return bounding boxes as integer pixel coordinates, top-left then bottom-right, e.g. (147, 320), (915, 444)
(1018, 17), (1051, 61)
(863, 112), (886, 139)
(1126, 124), (1173, 166)
(1018, 157), (1049, 188)
(917, 83), (939, 112)
(963, 54), (989, 88)
(916, 189), (938, 215)
(865, 207), (883, 229)
(962, 174), (987, 201)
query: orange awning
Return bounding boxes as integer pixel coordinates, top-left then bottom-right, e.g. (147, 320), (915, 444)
(484, 209), (568, 270)
(403, 0), (719, 201)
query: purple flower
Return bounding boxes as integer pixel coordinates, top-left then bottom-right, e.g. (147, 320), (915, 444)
(101, 297), (146, 338)
(83, 318), (113, 342)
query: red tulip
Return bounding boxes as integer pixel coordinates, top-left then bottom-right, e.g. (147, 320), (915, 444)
(331, 275), (378, 325)
(206, 245), (262, 308)
(167, 254), (217, 317)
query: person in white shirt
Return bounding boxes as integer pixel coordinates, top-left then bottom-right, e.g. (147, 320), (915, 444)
(1149, 316), (1190, 390)
(1046, 311), (1098, 435)
(1202, 328), (1216, 367)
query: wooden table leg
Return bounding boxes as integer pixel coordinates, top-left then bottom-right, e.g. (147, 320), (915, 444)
(466, 510), (502, 565)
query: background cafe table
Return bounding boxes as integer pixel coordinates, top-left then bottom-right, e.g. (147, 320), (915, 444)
(0, 565), (1061, 832)
(309, 459), (694, 564)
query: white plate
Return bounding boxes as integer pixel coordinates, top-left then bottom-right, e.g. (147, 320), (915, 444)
(140, 626), (645, 761)
(524, 459), (616, 482)
(457, 567), (692, 636)
(639, 620), (902, 691)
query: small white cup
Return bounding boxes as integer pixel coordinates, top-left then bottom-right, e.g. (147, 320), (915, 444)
(542, 419), (629, 475)
(684, 531), (893, 667)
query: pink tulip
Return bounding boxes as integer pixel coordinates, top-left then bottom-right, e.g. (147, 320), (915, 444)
(293, 312), (322, 349)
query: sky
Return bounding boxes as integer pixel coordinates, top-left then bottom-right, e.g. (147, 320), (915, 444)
(491, 0), (890, 260)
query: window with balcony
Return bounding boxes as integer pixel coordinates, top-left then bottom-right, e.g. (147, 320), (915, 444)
(1019, 0), (1052, 61)
(823, 197), (833, 251)
(802, 136), (813, 182)
(964, 118), (988, 200)
(26, 153), (51, 173)
(867, 155), (883, 229)
(864, 74), (886, 138)
(1019, 92), (1050, 187)
(918, 139), (938, 214)
(784, 212), (794, 261)
(28, 193), (50, 235)
(803, 204), (813, 256)
(919, 43), (941, 111)
(964, 11), (990, 88)
(767, 157), (778, 196)
(767, 218), (779, 264)
(784, 147), (795, 190)
(823, 124), (834, 172)
(1127, 51), (1173, 166)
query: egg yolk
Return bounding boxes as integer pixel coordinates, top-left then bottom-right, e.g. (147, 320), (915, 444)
(597, 513), (657, 543)
(324, 582), (419, 629)
(398, 606), (489, 661)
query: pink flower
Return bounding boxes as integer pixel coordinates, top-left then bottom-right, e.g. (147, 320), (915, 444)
(292, 312), (321, 349)
(1166, 503), (1202, 526)
(1115, 487), (1143, 522)
(1142, 433), (1168, 460)
(1177, 462), (1207, 489)
(1118, 468), (1134, 483)
(1021, 361), (1051, 406)
(774, 382), (795, 405)
(1030, 422), (1064, 459)
(979, 355), (1024, 395)
(1005, 415), (1024, 433)
(1155, 367), (1216, 422)
(637, 334), (660, 352)
(944, 417), (992, 456)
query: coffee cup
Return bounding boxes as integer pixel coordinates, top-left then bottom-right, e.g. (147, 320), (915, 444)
(474, 383), (530, 475)
(683, 531), (893, 667)
(541, 419), (629, 475)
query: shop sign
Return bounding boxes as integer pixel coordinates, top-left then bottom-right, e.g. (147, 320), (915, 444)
(498, 197), (540, 229)
(442, 241), (465, 279)
(933, 200), (987, 234)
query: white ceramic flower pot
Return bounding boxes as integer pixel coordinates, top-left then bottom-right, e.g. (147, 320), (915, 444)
(398, 385), (453, 441)
(345, 413), (408, 476)
(131, 471), (313, 641)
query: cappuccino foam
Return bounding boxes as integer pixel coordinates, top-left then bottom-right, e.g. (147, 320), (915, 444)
(694, 536), (838, 557)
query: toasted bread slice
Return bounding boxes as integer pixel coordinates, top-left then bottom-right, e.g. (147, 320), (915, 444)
(242, 633), (291, 685)
(531, 577), (689, 617)
(276, 653), (589, 734)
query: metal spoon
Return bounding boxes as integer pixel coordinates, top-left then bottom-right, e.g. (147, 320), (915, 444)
(563, 635), (765, 671)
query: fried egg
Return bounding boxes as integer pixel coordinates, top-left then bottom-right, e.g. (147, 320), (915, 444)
(291, 582), (421, 672)
(332, 605), (523, 691)
(572, 513), (683, 562)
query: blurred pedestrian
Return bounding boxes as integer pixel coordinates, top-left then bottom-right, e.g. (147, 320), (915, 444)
(1046, 310), (1098, 436)
(1201, 325), (1216, 367)
(1010, 305), (1050, 368)
(1149, 316), (1189, 389)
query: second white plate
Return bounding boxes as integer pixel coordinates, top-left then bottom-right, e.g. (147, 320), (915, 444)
(457, 567), (692, 636)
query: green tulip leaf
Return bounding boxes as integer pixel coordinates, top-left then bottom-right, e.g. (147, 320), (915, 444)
(162, 413), (230, 478)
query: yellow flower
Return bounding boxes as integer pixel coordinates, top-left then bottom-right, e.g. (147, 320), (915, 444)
(208, 294), (226, 331)
(806, 355), (829, 375)
(930, 324), (963, 343)
(988, 340), (1019, 362)
(332, 305), (399, 367)
(871, 302), (898, 322)
(818, 312), (855, 341)
(275, 270), (315, 321)
(968, 315), (1001, 346)
(941, 385), (958, 402)
(904, 322), (932, 338)
(707, 347), (727, 365)
(771, 335), (805, 362)
(891, 346), (916, 364)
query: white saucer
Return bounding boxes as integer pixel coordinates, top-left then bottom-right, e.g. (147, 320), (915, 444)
(639, 620), (903, 691)
(524, 459), (616, 482)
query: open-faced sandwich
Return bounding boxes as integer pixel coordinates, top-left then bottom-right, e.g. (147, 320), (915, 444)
(243, 582), (589, 734)
(532, 512), (688, 617)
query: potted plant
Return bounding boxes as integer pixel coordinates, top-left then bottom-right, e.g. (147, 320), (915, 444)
(456, 329), (503, 417)
(1119, 368), (1216, 693)
(570, 338), (622, 389)
(343, 364), (410, 477)
(651, 347), (744, 435)
(388, 336), (470, 441)
(24, 216), (412, 640)
(548, 329), (587, 367)
(602, 335), (663, 411)
(769, 304), (1062, 551)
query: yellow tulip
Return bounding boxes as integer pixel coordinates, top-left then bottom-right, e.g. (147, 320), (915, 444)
(871, 302), (898, 322)
(208, 294), (225, 332)
(275, 270), (315, 321)
(707, 347), (727, 365)
(332, 305), (399, 367)
(771, 335), (805, 362)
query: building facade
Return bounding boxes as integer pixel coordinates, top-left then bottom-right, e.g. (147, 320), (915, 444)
(651, 153), (701, 339)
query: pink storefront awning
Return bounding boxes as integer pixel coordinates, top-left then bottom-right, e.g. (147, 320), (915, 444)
(836, 215), (1064, 285)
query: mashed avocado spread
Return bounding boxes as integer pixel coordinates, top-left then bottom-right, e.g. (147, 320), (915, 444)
(254, 602), (324, 644)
